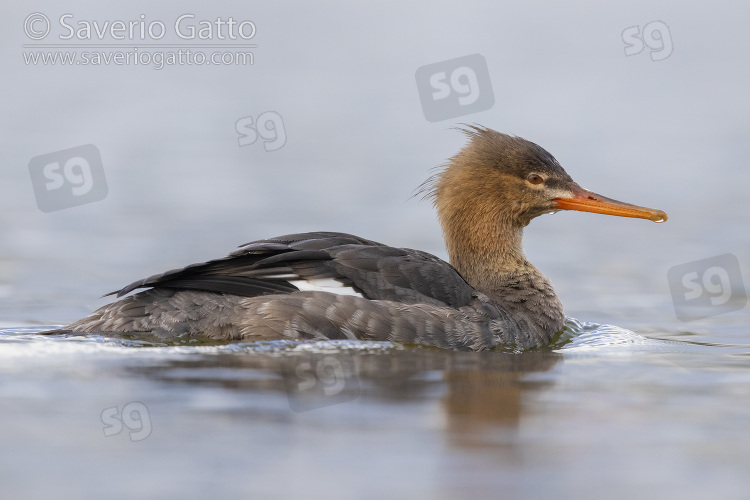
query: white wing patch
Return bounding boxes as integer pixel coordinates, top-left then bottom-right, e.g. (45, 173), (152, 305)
(289, 279), (364, 298)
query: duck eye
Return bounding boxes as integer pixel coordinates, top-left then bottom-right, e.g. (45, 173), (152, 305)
(526, 174), (544, 185)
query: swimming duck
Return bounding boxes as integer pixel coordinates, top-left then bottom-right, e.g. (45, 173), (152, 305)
(52, 126), (667, 350)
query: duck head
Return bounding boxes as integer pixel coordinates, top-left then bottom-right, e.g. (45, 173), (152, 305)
(422, 126), (667, 283)
(426, 125), (667, 230)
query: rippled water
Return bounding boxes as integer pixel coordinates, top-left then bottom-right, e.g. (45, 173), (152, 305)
(3, 319), (750, 499)
(4, 0), (750, 498)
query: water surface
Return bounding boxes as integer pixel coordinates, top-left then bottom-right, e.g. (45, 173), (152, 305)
(3, 1), (750, 498)
(3, 320), (750, 499)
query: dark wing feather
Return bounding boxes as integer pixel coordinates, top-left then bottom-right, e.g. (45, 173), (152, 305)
(141, 276), (299, 297)
(108, 231), (475, 308)
(107, 232), (378, 297)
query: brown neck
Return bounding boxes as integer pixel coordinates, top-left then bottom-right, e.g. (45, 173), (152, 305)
(431, 171), (565, 339)
(429, 160), (530, 293)
(438, 200), (531, 294)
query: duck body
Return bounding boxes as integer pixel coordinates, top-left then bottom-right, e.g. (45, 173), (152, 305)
(52, 127), (666, 350)
(60, 231), (563, 350)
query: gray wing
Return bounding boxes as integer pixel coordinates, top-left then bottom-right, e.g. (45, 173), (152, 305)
(108, 232), (476, 309)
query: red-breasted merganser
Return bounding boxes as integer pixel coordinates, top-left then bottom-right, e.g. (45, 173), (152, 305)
(51, 126), (667, 350)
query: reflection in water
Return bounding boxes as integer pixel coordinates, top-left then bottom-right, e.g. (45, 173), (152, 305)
(120, 341), (561, 449)
(441, 352), (559, 449)
(4, 324), (748, 498)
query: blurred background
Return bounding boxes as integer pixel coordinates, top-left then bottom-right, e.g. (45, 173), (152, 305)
(2, 1), (748, 332)
(3, 2), (750, 499)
